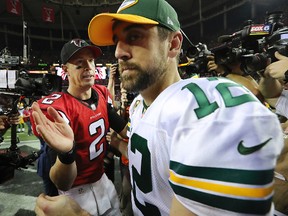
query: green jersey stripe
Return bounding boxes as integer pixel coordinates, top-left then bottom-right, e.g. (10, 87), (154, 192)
(170, 182), (272, 215)
(170, 161), (274, 185)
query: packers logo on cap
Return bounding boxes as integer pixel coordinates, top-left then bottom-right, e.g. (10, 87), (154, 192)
(117, 0), (138, 13)
(88, 0), (180, 46)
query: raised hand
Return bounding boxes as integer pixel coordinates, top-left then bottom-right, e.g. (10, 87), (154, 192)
(264, 51), (288, 79)
(31, 102), (74, 153)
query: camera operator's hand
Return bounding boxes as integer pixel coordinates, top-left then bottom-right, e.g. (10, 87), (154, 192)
(0, 114), (20, 130)
(0, 115), (7, 130)
(35, 193), (90, 216)
(8, 113), (20, 125)
(31, 102), (74, 153)
(263, 51), (288, 79)
(206, 55), (226, 76)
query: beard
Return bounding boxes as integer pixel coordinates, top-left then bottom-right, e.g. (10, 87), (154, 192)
(120, 59), (167, 93)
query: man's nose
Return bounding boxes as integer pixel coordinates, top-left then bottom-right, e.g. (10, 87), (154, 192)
(115, 41), (131, 61)
(83, 60), (94, 70)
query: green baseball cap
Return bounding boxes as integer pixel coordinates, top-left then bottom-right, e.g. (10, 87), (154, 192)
(88, 0), (180, 46)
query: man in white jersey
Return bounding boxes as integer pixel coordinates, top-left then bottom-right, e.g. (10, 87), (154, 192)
(32, 0), (284, 215)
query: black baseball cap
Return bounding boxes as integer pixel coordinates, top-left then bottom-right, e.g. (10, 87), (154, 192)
(60, 38), (102, 64)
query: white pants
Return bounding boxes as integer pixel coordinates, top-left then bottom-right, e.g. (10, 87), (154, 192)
(58, 173), (121, 216)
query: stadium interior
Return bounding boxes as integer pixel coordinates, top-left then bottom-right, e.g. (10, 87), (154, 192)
(0, 0), (288, 215)
(0, 0), (287, 67)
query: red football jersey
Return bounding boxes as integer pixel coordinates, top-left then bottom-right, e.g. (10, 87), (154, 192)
(32, 85), (112, 186)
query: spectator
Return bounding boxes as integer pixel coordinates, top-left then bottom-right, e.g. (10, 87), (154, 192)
(23, 106), (32, 136)
(17, 101), (25, 133)
(258, 51), (288, 116)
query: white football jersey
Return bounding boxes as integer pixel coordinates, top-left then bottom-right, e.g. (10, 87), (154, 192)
(127, 77), (283, 216)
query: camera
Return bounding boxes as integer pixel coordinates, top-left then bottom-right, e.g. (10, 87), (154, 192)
(14, 70), (62, 97)
(184, 43), (215, 77)
(0, 49), (62, 184)
(212, 11), (288, 75)
(241, 26), (288, 73)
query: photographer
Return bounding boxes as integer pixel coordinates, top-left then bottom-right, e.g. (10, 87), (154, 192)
(258, 51), (288, 114)
(258, 50), (288, 216)
(207, 55), (266, 103)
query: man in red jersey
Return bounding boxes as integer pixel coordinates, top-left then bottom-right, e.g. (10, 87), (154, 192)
(31, 39), (127, 216)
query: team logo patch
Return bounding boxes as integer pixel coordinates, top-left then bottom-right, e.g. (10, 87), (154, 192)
(70, 39), (86, 48)
(117, 0), (138, 13)
(237, 138), (272, 155)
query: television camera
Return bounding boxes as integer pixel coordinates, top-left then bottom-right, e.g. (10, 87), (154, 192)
(212, 11), (288, 75)
(0, 50), (62, 184)
(183, 42), (216, 77)
(182, 11), (288, 77)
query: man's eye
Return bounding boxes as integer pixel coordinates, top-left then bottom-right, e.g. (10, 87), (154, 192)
(127, 33), (141, 43)
(76, 65), (82, 69)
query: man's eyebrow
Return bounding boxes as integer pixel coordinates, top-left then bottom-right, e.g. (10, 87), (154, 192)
(112, 22), (148, 43)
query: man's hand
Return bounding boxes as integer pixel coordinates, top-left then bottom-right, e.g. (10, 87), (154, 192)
(106, 129), (128, 158)
(0, 114), (20, 130)
(264, 51), (288, 79)
(8, 114), (21, 125)
(106, 130), (121, 149)
(206, 55), (225, 75)
(35, 193), (90, 216)
(31, 102), (74, 153)
(0, 116), (7, 130)
(109, 63), (118, 80)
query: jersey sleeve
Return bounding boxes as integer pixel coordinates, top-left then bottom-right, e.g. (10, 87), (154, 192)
(169, 79), (284, 215)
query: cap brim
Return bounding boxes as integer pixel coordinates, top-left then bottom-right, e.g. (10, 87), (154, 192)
(88, 13), (158, 46)
(65, 46), (102, 64)
(86, 46), (102, 58)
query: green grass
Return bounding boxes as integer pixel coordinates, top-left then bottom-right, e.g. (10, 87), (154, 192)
(3, 124), (38, 143)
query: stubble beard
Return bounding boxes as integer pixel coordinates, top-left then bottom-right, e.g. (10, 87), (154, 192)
(120, 60), (166, 94)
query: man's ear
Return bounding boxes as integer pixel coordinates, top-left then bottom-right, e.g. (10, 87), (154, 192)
(168, 31), (183, 58)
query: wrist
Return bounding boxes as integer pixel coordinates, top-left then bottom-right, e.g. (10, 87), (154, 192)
(110, 137), (121, 149)
(57, 141), (76, 164)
